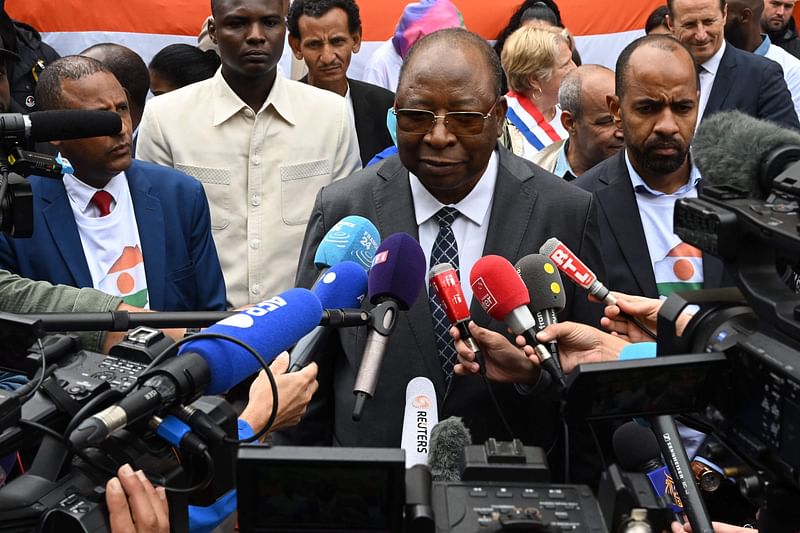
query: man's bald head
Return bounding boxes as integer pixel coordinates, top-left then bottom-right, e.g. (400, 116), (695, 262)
(559, 64), (614, 122)
(615, 34), (697, 100)
(398, 28), (504, 99)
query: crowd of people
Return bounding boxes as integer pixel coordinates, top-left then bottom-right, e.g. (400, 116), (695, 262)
(2, 0), (799, 530)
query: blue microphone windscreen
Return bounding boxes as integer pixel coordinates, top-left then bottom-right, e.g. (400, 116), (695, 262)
(314, 215), (381, 271)
(368, 232), (426, 310)
(313, 260), (368, 309)
(178, 288), (322, 395)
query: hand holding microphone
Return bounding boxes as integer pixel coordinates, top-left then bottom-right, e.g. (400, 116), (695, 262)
(451, 321), (539, 383)
(470, 255), (566, 389)
(540, 238), (657, 339)
(240, 353), (319, 436)
(428, 263), (486, 374)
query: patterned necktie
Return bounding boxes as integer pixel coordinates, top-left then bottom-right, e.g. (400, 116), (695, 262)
(429, 206), (460, 387)
(91, 190), (114, 217)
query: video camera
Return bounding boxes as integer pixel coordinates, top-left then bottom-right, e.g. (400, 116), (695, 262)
(661, 125), (800, 528)
(0, 317), (238, 532)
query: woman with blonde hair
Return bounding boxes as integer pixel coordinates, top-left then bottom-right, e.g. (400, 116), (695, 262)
(501, 25), (576, 159)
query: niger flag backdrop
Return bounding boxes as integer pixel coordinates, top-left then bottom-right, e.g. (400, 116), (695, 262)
(8, 0), (666, 81)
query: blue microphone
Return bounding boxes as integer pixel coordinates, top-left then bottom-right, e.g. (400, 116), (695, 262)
(314, 215), (380, 273)
(289, 261), (369, 372)
(69, 288), (322, 448)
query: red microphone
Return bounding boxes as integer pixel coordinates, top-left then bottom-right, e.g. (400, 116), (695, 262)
(539, 237), (656, 339)
(428, 263), (486, 374)
(469, 255), (566, 389)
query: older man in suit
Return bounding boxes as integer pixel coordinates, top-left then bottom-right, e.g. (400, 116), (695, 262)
(276, 28), (607, 486)
(287, 0), (394, 165)
(667, 0), (800, 129)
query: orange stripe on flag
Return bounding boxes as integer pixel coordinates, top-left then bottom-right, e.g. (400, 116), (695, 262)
(108, 245), (144, 273)
(8, 0), (677, 40)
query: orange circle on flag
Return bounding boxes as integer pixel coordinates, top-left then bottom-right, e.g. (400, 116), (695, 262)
(673, 259), (694, 281)
(117, 272), (135, 294)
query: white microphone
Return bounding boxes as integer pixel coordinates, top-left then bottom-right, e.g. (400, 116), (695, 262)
(401, 377), (439, 469)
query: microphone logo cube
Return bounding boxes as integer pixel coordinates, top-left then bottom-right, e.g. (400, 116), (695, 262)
(471, 277), (497, 313)
(372, 250), (389, 266)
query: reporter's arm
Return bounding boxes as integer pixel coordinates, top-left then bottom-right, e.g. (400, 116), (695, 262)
(239, 353), (319, 435)
(452, 322), (541, 384)
(0, 269), (122, 352)
(534, 321), (627, 374)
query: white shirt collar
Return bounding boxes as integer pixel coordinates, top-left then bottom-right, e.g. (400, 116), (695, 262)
(700, 39), (726, 75)
(63, 170), (127, 214)
(409, 151), (498, 226)
(624, 149), (702, 196)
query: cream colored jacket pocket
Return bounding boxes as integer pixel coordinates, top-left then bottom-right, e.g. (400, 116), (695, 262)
(280, 159), (332, 225)
(176, 164), (231, 230)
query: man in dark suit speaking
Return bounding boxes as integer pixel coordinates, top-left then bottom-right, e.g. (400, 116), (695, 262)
(288, 0), (394, 166)
(276, 28), (607, 485)
(667, 0), (800, 129)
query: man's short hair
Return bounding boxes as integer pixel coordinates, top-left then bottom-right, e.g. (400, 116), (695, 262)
(287, 0), (361, 39)
(501, 25), (571, 94)
(558, 64), (613, 122)
(614, 34), (697, 99)
(667, 0), (726, 15)
(34, 55), (112, 111)
(80, 43), (150, 111)
(399, 28), (504, 99)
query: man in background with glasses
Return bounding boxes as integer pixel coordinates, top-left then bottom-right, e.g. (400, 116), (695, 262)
(277, 28), (610, 488)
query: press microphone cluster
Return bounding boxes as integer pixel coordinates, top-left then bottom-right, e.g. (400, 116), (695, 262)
(470, 254), (566, 389)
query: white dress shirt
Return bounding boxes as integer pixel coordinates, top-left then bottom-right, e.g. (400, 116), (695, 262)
(698, 40), (726, 124)
(410, 151), (499, 306)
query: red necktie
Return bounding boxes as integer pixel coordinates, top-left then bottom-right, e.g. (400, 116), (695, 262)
(90, 190), (114, 217)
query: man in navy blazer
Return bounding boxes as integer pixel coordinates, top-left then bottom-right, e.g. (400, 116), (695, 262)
(668, 0), (800, 129)
(0, 55), (226, 312)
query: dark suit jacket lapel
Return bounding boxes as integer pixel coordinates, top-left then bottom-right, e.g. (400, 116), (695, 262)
(39, 179), (92, 287)
(372, 157), (447, 390)
(127, 161), (166, 310)
(595, 151), (659, 297)
(705, 43), (736, 117)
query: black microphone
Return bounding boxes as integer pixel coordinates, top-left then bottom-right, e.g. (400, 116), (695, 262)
(613, 421), (684, 515)
(0, 110), (123, 144)
(352, 233), (426, 421)
(692, 110), (800, 198)
(651, 415), (714, 533)
(427, 417), (472, 482)
(515, 254), (566, 375)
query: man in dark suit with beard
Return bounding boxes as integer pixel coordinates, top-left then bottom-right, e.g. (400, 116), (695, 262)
(276, 28), (609, 486)
(574, 35), (726, 299)
(288, 0), (394, 166)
